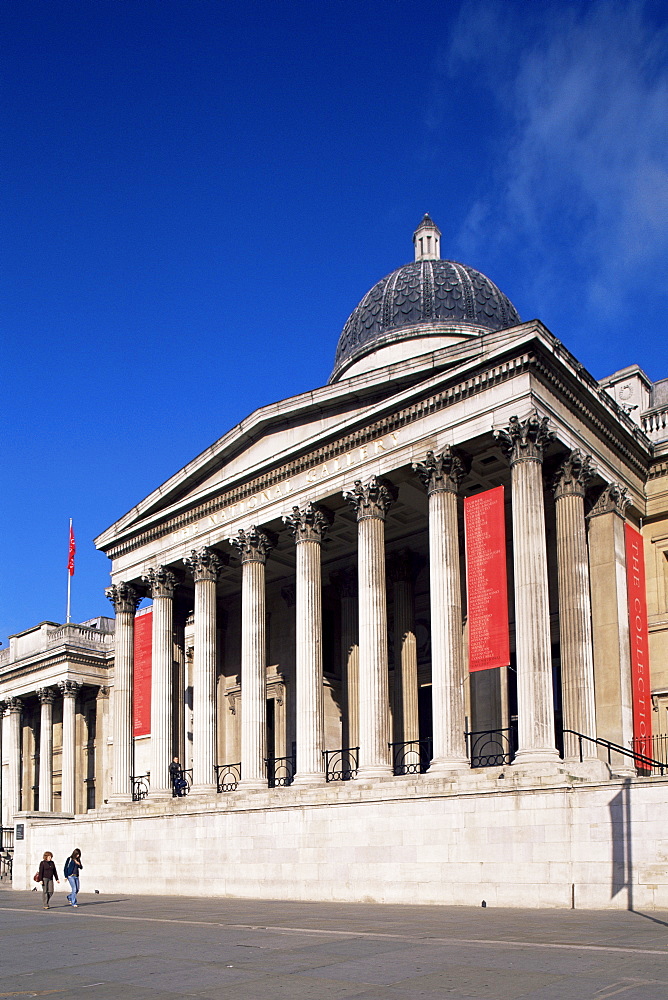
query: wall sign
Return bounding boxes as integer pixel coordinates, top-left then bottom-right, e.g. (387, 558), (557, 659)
(624, 523), (652, 765)
(464, 486), (510, 672)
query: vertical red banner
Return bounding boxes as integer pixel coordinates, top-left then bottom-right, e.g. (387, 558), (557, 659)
(624, 524), (652, 763)
(464, 485), (510, 672)
(133, 608), (152, 737)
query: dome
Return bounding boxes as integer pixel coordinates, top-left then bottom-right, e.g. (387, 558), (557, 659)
(330, 217), (521, 382)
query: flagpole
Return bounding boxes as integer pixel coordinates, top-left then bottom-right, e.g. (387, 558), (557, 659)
(67, 517), (73, 623)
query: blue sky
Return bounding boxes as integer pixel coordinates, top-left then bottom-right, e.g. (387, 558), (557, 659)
(2, 0), (667, 641)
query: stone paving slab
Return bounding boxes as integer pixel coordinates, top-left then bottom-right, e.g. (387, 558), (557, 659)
(1, 887), (668, 999)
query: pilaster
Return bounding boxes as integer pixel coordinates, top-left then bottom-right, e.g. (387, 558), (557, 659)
(37, 688), (56, 811)
(6, 697), (23, 817)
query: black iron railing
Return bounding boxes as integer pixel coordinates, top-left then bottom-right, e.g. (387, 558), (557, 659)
(389, 739), (432, 775)
(564, 729), (667, 775)
(131, 774), (150, 801)
(465, 727), (518, 767)
(266, 755), (295, 788)
(631, 734), (668, 773)
(215, 762), (241, 792)
(323, 747), (359, 782)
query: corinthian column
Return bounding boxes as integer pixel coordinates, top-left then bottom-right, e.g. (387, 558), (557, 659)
(386, 550), (420, 746)
(229, 527), (275, 789)
(106, 582), (141, 801)
(283, 502), (333, 784)
(587, 483), (634, 757)
(37, 688), (56, 811)
(413, 448), (469, 770)
(330, 567), (359, 752)
(59, 680), (81, 813)
(183, 548), (223, 793)
(343, 476), (397, 779)
(495, 411), (560, 766)
(143, 566), (177, 797)
(553, 451), (598, 760)
(6, 697), (23, 816)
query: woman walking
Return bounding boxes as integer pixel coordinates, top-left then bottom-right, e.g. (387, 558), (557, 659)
(36, 851), (59, 909)
(64, 848), (83, 907)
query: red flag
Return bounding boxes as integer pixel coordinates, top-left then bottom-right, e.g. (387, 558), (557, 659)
(68, 521), (76, 576)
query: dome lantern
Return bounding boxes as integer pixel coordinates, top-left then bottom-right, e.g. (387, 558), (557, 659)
(413, 213), (441, 262)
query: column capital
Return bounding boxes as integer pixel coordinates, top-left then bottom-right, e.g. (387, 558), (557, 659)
(587, 483), (631, 520)
(143, 565), (177, 599)
(106, 581), (142, 614)
(495, 410), (554, 465)
(553, 449), (596, 500)
(184, 547), (225, 582)
(386, 548), (423, 584)
(37, 687), (56, 705)
(282, 501), (333, 544)
(59, 680), (82, 698)
(229, 526), (276, 564)
(6, 696), (23, 714)
(413, 447), (468, 495)
(330, 566), (357, 599)
(343, 476), (397, 521)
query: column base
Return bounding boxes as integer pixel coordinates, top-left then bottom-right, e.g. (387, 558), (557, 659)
(429, 756), (470, 775)
(148, 788), (175, 801)
(238, 779), (268, 791)
(512, 747), (562, 769)
(190, 783), (217, 796)
(356, 764), (393, 781)
(292, 771), (327, 786)
(107, 793), (132, 805)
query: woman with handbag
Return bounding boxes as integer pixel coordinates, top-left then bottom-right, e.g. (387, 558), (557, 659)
(64, 848), (83, 907)
(35, 851), (60, 909)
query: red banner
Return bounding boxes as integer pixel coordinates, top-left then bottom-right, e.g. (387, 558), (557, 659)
(133, 608), (152, 737)
(464, 486), (510, 671)
(625, 524), (652, 763)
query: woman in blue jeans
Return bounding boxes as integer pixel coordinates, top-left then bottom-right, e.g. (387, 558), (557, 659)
(64, 848), (83, 906)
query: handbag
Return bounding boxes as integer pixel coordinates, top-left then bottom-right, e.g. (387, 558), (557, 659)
(33, 872), (41, 882)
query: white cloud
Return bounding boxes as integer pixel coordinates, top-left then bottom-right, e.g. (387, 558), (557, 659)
(448, 0), (668, 320)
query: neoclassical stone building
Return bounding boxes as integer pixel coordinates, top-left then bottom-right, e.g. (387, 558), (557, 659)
(5, 216), (668, 907)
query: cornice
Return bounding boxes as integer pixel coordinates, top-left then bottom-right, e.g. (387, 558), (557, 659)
(0, 648), (113, 683)
(105, 342), (651, 561)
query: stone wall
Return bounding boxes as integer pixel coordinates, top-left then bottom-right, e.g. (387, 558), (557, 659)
(12, 772), (668, 909)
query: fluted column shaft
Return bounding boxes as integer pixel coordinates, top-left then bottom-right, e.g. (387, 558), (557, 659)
(230, 527), (274, 789)
(144, 567), (177, 796)
(106, 583), (141, 801)
(554, 452), (597, 758)
(413, 449), (468, 770)
(497, 413), (559, 766)
(344, 478), (397, 779)
(37, 689), (55, 811)
(184, 550), (222, 792)
(284, 503), (332, 784)
(59, 681), (81, 813)
(7, 699), (23, 816)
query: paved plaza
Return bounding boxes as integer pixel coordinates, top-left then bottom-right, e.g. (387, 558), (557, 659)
(1, 887), (668, 999)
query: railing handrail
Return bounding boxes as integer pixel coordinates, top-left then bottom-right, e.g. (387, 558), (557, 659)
(214, 762), (241, 792)
(563, 729), (667, 774)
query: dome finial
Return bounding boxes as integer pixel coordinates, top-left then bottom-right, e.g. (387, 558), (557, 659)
(413, 213), (441, 262)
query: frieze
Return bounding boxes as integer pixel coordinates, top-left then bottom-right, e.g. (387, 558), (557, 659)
(105, 347), (649, 560)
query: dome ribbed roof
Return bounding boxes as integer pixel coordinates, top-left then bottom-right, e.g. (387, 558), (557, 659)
(330, 258), (520, 382)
